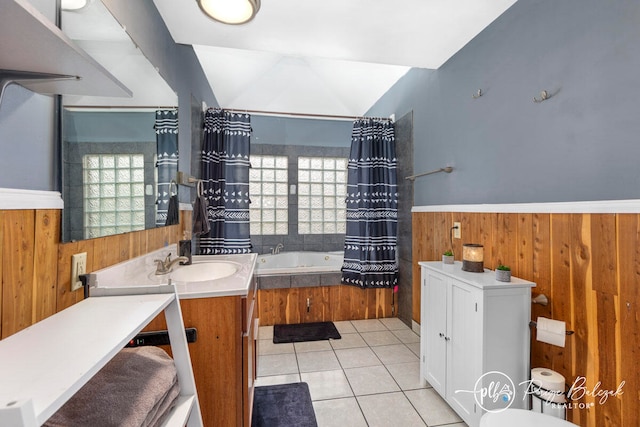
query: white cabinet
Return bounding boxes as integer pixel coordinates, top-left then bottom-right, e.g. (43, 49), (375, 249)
(0, 285), (202, 427)
(420, 261), (535, 427)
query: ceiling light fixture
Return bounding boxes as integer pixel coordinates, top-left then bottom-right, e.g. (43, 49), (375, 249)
(61, 0), (88, 11)
(197, 0), (260, 25)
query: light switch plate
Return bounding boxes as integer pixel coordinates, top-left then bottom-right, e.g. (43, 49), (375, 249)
(70, 252), (87, 292)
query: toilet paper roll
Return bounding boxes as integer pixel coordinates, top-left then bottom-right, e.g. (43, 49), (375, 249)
(536, 316), (566, 347)
(531, 368), (566, 403)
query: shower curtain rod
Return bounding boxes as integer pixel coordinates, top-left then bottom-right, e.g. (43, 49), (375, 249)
(208, 107), (393, 122)
(64, 106), (178, 110)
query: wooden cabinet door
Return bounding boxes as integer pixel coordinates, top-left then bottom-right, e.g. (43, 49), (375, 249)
(446, 280), (482, 424)
(423, 269), (448, 396)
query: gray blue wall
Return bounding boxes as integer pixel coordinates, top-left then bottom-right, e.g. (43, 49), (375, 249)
(251, 115), (352, 147)
(0, 0), (214, 195)
(0, 85), (57, 191)
(64, 111), (156, 144)
(0, 0), (57, 191)
(367, 0), (640, 206)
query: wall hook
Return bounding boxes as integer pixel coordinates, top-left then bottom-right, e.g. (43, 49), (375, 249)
(532, 294), (549, 306)
(472, 89), (483, 99)
(533, 90), (550, 103)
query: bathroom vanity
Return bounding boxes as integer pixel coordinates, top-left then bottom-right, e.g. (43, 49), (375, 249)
(420, 261), (535, 427)
(92, 249), (258, 427)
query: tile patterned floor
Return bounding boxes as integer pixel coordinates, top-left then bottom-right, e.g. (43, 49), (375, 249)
(256, 318), (468, 427)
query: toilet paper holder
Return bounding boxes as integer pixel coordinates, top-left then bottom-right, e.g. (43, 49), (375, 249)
(529, 320), (574, 335)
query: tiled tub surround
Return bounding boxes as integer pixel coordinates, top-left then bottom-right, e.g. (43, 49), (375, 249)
(256, 251), (343, 289)
(258, 272), (343, 290)
(256, 319), (467, 427)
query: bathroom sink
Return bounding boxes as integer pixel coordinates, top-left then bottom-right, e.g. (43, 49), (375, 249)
(169, 261), (240, 283)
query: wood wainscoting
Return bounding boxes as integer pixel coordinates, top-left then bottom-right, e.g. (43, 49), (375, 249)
(258, 285), (395, 326)
(412, 211), (639, 427)
(0, 208), (191, 339)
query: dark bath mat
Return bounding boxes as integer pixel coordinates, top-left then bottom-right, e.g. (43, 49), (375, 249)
(273, 321), (341, 344)
(252, 382), (318, 427)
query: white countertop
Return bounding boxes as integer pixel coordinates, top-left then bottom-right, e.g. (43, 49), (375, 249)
(419, 261), (536, 290)
(92, 247), (257, 299)
(173, 253), (257, 299)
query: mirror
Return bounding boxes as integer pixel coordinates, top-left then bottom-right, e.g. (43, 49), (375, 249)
(60, 0), (178, 242)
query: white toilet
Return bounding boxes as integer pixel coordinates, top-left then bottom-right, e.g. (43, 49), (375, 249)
(480, 409), (577, 427)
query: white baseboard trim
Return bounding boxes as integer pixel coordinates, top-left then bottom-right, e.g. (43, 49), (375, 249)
(412, 320), (420, 335)
(0, 188), (63, 210)
(411, 199), (640, 214)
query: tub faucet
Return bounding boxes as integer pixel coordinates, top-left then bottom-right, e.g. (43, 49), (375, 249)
(271, 243), (284, 254)
(154, 253), (189, 275)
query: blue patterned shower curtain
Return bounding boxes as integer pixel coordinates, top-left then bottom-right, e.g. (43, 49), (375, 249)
(155, 109), (178, 226)
(198, 108), (252, 254)
(341, 118), (398, 288)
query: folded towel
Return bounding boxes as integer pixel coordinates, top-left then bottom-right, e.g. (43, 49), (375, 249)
(141, 379), (180, 427)
(165, 194), (179, 226)
(44, 346), (179, 427)
(192, 193), (210, 236)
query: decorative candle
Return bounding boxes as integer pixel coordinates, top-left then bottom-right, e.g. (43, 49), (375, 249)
(462, 243), (484, 272)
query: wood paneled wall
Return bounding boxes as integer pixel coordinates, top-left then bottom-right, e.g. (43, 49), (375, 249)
(412, 211), (639, 427)
(0, 208), (191, 339)
(258, 285), (395, 326)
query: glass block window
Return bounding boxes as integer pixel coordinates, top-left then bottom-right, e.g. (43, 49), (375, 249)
(298, 156), (347, 234)
(83, 154), (146, 239)
(249, 155), (288, 235)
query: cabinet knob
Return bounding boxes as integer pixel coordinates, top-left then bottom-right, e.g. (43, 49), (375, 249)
(439, 332), (445, 338)
(445, 336), (451, 341)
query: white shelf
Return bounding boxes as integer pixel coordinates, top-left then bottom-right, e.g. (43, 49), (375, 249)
(0, 0), (131, 98)
(162, 396), (197, 427)
(0, 285), (202, 427)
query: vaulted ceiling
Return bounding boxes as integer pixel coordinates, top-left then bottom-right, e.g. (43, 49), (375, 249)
(62, 0), (517, 115)
(152, 0), (517, 117)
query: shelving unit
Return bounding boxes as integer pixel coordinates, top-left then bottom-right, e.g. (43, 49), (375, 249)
(0, 285), (203, 427)
(0, 0), (131, 103)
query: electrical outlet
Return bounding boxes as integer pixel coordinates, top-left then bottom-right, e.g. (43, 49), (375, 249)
(453, 222), (461, 239)
(70, 252), (87, 292)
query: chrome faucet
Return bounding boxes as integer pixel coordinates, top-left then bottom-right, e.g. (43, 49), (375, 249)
(154, 253), (189, 275)
(271, 243), (284, 254)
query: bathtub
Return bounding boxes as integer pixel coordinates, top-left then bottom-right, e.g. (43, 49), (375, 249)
(255, 251), (343, 276)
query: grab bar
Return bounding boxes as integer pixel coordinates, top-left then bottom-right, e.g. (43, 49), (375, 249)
(405, 166), (453, 181)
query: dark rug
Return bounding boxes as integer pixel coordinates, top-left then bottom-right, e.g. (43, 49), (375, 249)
(252, 382), (318, 427)
(273, 321), (341, 344)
